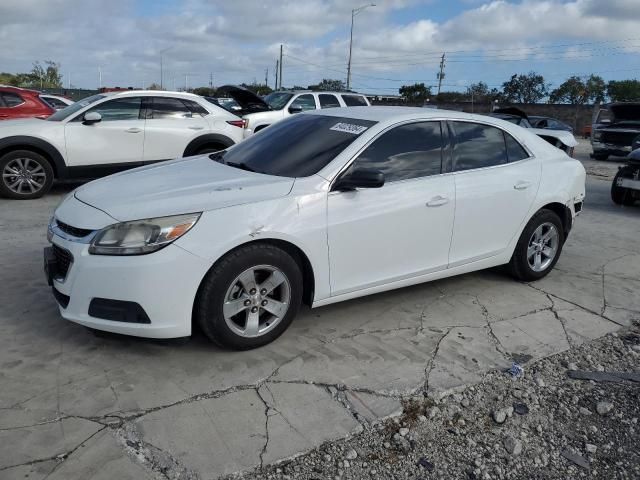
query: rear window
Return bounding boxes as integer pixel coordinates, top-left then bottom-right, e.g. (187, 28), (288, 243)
(216, 114), (376, 178)
(341, 95), (368, 107)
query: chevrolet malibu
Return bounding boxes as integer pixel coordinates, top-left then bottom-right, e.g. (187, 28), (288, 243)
(45, 107), (586, 349)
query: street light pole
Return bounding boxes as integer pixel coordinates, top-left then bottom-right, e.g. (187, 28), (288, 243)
(346, 3), (375, 91)
(160, 47), (172, 90)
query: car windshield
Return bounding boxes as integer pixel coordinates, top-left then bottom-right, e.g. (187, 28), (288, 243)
(47, 94), (105, 121)
(264, 92), (293, 110)
(214, 114), (376, 178)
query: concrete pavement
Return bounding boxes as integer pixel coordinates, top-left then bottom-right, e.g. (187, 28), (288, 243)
(0, 143), (638, 479)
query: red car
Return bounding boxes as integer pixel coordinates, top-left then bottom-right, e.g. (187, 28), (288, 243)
(0, 86), (54, 120)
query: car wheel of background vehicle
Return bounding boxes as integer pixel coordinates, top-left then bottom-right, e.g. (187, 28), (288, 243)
(195, 143), (225, 155)
(611, 168), (636, 206)
(593, 153), (608, 161)
(508, 209), (564, 282)
(195, 243), (303, 350)
(0, 150), (53, 199)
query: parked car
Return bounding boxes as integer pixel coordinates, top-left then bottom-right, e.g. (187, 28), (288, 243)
(0, 86), (54, 120)
(45, 107), (586, 349)
(0, 90), (244, 199)
(611, 142), (640, 206)
(39, 94), (74, 110)
(489, 108), (578, 156)
(215, 85), (371, 138)
(591, 103), (640, 160)
(529, 115), (573, 132)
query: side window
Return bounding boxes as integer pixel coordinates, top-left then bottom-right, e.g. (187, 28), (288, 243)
(341, 95), (367, 106)
(290, 94), (316, 111)
(84, 97), (142, 121)
(2, 92), (24, 107)
(150, 97), (192, 119)
(505, 133), (529, 162)
(451, 122), (508, 172)
(182, 99), (209, 117)
(351, 122), (443, 182)
(319, 94), (340, 109)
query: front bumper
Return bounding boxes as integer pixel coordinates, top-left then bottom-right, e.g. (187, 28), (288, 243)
(47, 234), (211, 338)
(592, 141), (632, 157)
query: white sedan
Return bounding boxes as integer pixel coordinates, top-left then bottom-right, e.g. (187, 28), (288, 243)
(45, 107), (586, 349)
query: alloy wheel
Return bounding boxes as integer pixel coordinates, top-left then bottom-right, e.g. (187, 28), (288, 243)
(2, 158), (47, 195)
(222, 264), (291, 338)
(527, 222), (559, 272)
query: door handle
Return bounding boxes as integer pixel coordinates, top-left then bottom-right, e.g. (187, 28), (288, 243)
(426, 195), (449, 207)
(188, 126), (204, 130)
(125, 128), (142, 133)
(514, 181), (532, 190)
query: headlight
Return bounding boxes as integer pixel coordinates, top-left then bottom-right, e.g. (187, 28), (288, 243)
(89, 213), (201, 255)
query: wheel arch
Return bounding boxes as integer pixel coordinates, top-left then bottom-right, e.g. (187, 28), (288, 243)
(529, 201), (572, 238)
(192, 237), (316, 322)
(0, 136), (66, 178)
(183, 134), (235, 157)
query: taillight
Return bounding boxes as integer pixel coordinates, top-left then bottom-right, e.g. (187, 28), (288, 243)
(226, 119), (246, 129)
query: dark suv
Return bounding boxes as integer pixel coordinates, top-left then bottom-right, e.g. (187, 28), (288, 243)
(591, 103), (640, 160)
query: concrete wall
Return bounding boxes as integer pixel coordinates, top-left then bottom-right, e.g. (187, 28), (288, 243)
(370, 99), (596, 135)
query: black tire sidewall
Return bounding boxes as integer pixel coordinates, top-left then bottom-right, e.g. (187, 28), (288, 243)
(0, 150), (53, 199)
(510, 210), (565, 281)
(196, 244), (303, 350)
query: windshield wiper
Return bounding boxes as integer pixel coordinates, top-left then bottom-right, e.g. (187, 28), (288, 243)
(226, 161), (261, 174)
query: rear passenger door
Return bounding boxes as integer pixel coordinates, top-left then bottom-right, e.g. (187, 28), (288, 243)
(318, 94), (341, 109)
(142, 97), (211, 161)
(447, 121), (541, 267)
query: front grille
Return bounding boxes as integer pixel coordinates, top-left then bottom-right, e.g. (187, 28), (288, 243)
(601, 131), (638, 146)
(56, 220), (93, 238)
(53, 245), (73, 278)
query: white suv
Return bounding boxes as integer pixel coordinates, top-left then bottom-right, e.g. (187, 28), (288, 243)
(0, 90), (244, 199)
(215, 85), (370, 138)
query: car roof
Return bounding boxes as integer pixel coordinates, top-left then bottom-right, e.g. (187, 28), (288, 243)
(283, 90), (367, 95)
(101, 90), (204, 100)
(0, 85), (41, 95)
(307, 106), (499, 124)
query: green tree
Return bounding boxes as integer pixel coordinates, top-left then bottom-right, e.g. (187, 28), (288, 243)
(607, 79), (640, 102)
(147, 83), (162, 91)
(192, 87), (217, 97)
(307, 78), (346, 91)
(501, 72), (548, 104)
(435, 91), (467, 102)
(550, 75), (605, 104)
(399, 83), (431, 103)
(240, 82), (273, 96)
(26, 61), (62, 88)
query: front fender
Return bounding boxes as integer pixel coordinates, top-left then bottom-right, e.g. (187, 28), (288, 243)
(0, 135), (67, 178)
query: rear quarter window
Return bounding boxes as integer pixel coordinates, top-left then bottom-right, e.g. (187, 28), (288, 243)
(341, 95), (368, 107)
(1, 92), (24, 107)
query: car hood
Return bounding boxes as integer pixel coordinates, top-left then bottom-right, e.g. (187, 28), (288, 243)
(609, 103), (640, 121)
(529, 128), (578, 147)
(0, 118), (53, 130)
(74, 156), (295, 221)
(215, 85), (271, 114)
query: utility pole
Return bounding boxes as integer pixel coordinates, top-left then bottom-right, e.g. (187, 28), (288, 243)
(160, 47), (171, 90)
(98, 67), (102, 89)
(275, 60), (279, 90)
(347, 3), (376, 91)
(209, 72), (213, 88)
(437, 53), (446, 95)
(265, 68), (269, 87)
(185, 74), (188, 92)
(278, 44), (283, 90)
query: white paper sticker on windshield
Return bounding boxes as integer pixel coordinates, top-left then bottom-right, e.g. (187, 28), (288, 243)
(330, 122), (368, 135)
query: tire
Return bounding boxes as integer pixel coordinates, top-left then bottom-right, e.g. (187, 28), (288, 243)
(195, 243), (303, 350)
(611, 168), (636, 206)
(593, 153), (608, 161)
(0, 150), (54, 199)
(508, 209), (565, 282)
(195, 143), (225, 155)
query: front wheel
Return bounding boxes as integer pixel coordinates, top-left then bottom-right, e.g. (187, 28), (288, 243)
(611, 168), (636, 206)
(195, 243), (303, 350)
(508, 210), (564, 281)
(0, 150), (54, 199)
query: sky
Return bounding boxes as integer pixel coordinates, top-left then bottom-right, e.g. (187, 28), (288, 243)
(1, 0), (639, 95)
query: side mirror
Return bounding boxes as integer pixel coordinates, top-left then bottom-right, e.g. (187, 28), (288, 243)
(83, 112), (102, 125)
(288, 105), (303, 114)
(333, 168), (385, 191)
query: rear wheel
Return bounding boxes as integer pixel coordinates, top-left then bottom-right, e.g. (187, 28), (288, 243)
(0, 150), (53, 199)
(611, 168), (636, 206)
(195, 243), (303, 350)
(508, 210), (564, 281)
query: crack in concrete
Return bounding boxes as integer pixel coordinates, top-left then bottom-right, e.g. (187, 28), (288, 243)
(545, 293), (575, 348)
(254, 386), (271, 471)
(472, 295), (512, 362)
(423, 328), (453, 396)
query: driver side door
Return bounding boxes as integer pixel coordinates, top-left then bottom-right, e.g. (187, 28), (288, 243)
(327, 121), (455, 296)
(64, 96), (145, 169)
